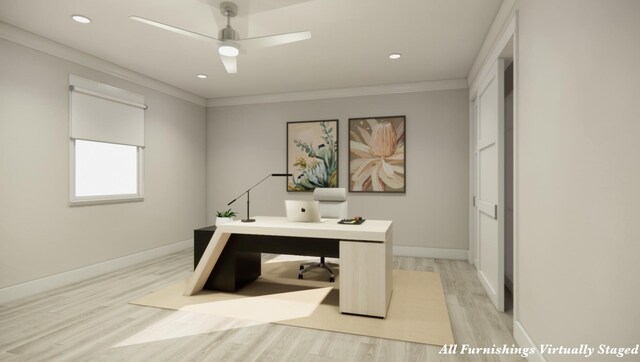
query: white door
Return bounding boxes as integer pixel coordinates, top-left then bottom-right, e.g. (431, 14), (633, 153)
(474, 59), (505, 311)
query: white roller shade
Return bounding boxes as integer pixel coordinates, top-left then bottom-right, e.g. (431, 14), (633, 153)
(69, 74), (145, 147)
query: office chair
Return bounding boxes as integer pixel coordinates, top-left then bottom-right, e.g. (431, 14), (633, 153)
(298, 188), (347, 282)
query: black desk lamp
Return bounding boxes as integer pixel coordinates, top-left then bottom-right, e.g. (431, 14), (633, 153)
(227, 173), (291, 222)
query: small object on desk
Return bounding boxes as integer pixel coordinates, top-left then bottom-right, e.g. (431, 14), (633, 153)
(338, 217), (366, 225)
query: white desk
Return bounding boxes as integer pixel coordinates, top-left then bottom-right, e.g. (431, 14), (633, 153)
(185, 216), (393, 318)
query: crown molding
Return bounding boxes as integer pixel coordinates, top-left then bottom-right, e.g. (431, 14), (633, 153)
(467, 0), (518, 86)
(0, 20), (469, 109)
(207, 78), (469, 107)
(0, 21), (206, 107)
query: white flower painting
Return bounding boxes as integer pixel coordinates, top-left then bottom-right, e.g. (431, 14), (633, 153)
(349, 116), (405, 192)
(287, 120), (339, 191)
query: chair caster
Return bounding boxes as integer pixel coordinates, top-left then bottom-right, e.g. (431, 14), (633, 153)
(298, 274), (303, 280)
(329, 277), (335, 283)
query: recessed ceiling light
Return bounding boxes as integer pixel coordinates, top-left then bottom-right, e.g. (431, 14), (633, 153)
(71, 15), (92, 24)
(389, 53), (401, 60)
(196, 74), (208, 79)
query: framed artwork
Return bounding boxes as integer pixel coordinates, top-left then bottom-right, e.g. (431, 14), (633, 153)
(287, 119), (339, 191)
(349, 116), (406, 193)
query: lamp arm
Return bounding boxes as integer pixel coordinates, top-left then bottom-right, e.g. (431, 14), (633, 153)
(225, 173), (291, 223)
(227, 174), (272, 206)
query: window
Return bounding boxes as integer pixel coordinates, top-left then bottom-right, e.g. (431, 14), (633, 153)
(74, 140), (139, 197)
(69, 75), (145, 205)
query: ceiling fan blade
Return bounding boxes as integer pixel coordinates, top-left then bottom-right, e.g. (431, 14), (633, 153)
(219, 55), (238, 74)
(238, 31), (311, 49)
(129, 16), (220, 43)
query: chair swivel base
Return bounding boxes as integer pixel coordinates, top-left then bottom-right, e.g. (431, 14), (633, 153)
(298, 257), (336, 282)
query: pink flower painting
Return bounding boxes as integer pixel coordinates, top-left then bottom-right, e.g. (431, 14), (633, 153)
(349, 116), (405, 192)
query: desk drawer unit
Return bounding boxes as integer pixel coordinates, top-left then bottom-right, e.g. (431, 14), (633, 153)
(339, 230), (393, 318)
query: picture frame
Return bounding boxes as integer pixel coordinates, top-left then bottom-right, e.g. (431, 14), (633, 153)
(348, 116), (406, 193)
(286, 119), (339, 191)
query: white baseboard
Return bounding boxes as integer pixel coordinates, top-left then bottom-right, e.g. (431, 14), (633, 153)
(393, 245), (468, 260)
(0, 239), (193, 305)
(514, 320), (546, 362)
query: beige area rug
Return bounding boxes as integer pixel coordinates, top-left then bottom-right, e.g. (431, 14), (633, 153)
(131, 258), (454, 346)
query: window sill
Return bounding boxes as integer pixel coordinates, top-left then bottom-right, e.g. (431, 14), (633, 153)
(69, 195), (144, 207)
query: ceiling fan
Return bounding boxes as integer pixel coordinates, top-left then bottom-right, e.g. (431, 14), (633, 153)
(130, 1), (311, 74)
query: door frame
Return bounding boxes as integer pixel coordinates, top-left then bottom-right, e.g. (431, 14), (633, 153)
(468, 13), (519, 320)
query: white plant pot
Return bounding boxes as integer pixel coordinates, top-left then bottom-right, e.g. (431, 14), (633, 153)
(215, 217), (234, 226)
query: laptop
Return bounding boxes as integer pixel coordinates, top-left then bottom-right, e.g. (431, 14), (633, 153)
(285, 200), (324, 223)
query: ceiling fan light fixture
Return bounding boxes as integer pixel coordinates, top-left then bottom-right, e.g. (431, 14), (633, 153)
(130, 1), (310, 74)
(71, 14), (92, 24)
(389, 53), (402, 60)
(218, 45), (239, 57)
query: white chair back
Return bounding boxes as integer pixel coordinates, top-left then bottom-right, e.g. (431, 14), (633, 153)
(313, 188), (348, 219)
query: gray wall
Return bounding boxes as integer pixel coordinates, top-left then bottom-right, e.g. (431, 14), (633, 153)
(515, 0), (640, 356)
(0, 39), (207, 288)
(206, 89), (469, 250)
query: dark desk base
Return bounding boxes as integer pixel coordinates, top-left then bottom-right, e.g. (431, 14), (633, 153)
(194, 226), (339, 292)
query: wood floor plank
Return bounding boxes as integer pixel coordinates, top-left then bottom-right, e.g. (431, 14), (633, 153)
(0, 251), (522, 361)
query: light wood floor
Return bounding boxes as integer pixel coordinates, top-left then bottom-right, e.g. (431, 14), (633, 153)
(0, 250), (522, 361)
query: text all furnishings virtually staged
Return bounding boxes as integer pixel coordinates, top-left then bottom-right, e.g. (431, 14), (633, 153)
(184, 216), (393, 318)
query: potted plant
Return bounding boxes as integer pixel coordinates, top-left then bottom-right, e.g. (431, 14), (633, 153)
(215, 209), (237, 226)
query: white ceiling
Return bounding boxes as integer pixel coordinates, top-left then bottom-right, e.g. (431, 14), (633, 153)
(0, 0), (502, 99)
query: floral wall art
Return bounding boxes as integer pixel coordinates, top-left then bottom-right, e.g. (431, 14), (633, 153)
(349, 116), (406, 192)
(287, 120), (339, 191)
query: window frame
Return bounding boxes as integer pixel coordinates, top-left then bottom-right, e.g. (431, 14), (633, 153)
(68, 74), (146, 207)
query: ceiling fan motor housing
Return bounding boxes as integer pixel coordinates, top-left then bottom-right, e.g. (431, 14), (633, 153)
(219, 26), (239, 41)
(219, 1), (239, 41)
